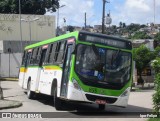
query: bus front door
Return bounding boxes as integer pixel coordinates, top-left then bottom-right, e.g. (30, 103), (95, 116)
(60, 45), (73, 97)
(35, 48), (47, 92)
(21, 52), (32, 89)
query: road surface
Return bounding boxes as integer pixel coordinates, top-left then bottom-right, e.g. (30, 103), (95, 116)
(0, 81), (154, 121)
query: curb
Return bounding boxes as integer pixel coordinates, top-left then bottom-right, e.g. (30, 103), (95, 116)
(0, 99), (22, 110)
(0, 78), (18, 81)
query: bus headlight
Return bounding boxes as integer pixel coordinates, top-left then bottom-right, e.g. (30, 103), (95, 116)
(121, 88), (130, 97)
(72, 79), (81, 90)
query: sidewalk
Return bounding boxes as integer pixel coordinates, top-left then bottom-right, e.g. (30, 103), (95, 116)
(0, 78), (22, 110)
(0, 99), (22, 110)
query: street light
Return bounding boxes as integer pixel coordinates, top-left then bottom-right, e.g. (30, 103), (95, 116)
(21, 18), (39, 43)
(56, 5), (66, 36)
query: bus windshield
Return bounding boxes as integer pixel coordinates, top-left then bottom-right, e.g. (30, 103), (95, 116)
(75, 44), (131, 88)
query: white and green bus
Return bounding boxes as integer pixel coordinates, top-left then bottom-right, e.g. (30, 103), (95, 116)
(19, 31), (132, 110)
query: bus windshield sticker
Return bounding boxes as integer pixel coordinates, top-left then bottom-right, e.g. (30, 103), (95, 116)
(94, 71), (98, 76)
(42, 45), (48, 49)
(97, 73), (104, 80)
(99, 48), (105, 54)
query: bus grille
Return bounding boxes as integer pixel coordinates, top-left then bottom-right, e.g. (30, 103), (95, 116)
(85, 94), (117, 104)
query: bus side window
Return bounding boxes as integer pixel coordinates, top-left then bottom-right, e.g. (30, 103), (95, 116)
(48, 43), (57, 64)
(36, 47), (42, 64)
(54, 42), (61, 62)
(39, 48), (47, 67)
(34, 47), (40, 64)
(30, 48), (38, 65)
(29, 49), (34, 65)
(57, 41), (66, 63)
(21, 51), (26, 66)
(45, 44), (53, 64)
(25, 52), (32, 67)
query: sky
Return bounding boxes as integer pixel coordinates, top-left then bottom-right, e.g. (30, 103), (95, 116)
(46, 0), (160, 27)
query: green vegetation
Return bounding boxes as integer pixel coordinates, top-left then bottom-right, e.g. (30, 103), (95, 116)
(130, 31), (151, 39)
(154, 32), (160, 48)
(151, 57), (160, 114)
(154, 32), (160, 42)
(155, 46), (160, 57)
(148, 118), (160, 121)
(127, 24), (141, 32)
(0, 0), (59, 15)
(133, 45), (155, 84)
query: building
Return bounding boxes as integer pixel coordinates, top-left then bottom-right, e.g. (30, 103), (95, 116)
(94, 25), (102, 33)
(0, 14), (56, 77)
(132, 39), (154, 51)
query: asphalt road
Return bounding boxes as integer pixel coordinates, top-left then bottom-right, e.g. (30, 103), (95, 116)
(0, 81), (154, 121)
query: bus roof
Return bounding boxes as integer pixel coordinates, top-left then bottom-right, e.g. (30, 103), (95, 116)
(25, 31), (79, 50)
(25, 31), (131, 50)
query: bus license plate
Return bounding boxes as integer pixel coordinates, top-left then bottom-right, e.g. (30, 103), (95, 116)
(95, 99), (106, 104)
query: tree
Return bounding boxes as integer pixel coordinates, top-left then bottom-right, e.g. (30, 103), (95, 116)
(110, 25), (118, 35)
(119, 21), (123, 28)
(127, 23), (141, 32)
(140, 24), (147, 28)
(154, 32), (160, 41)
(154, 32), (160, 48)
(122, 23), (126, 28)
(151, 57), (160, 114)
(133, 45), (155, 85)
(155, 46), (160, 57)
(131, 31), (151, 40)
(67, 26), (74, 32)
(0, 0), (59, 15)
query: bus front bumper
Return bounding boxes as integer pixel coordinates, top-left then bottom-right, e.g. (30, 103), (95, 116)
(67, 80), (130, 107)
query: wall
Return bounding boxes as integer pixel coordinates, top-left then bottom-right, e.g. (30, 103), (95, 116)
(0, 53), (22, 77)
(0, 14), (56, 77)
(0, 14), (55, 41)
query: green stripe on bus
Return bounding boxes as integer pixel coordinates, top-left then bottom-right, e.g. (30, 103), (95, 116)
(25, 31), (79, 50)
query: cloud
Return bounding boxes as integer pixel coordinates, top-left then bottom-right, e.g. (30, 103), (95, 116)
(46, 0), (160, 27)
(111, 0), (160, 25)
(46, 0), (95, 27)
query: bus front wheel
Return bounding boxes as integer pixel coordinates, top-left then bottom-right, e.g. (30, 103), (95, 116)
(98, 104), (105, 110)
(54, 88), (62, 110)
(27, 81), (34, 99)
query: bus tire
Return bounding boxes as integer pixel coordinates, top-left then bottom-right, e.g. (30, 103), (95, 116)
(27, 80), (34, 99)
(98, 104), (105, 110)
(54, 87), (62, 110)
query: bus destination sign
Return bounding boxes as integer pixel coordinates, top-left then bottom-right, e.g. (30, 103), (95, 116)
(85, 35), (126, 48)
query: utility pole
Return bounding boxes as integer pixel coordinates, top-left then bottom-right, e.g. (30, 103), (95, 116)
(19, 0), (23, 56)
(102, 0), (106, 34)
(0, 52), (3, 100)
(154, 0), (155, 25)
(85, 12), (87, 29)
(102, 0), (109, 34)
